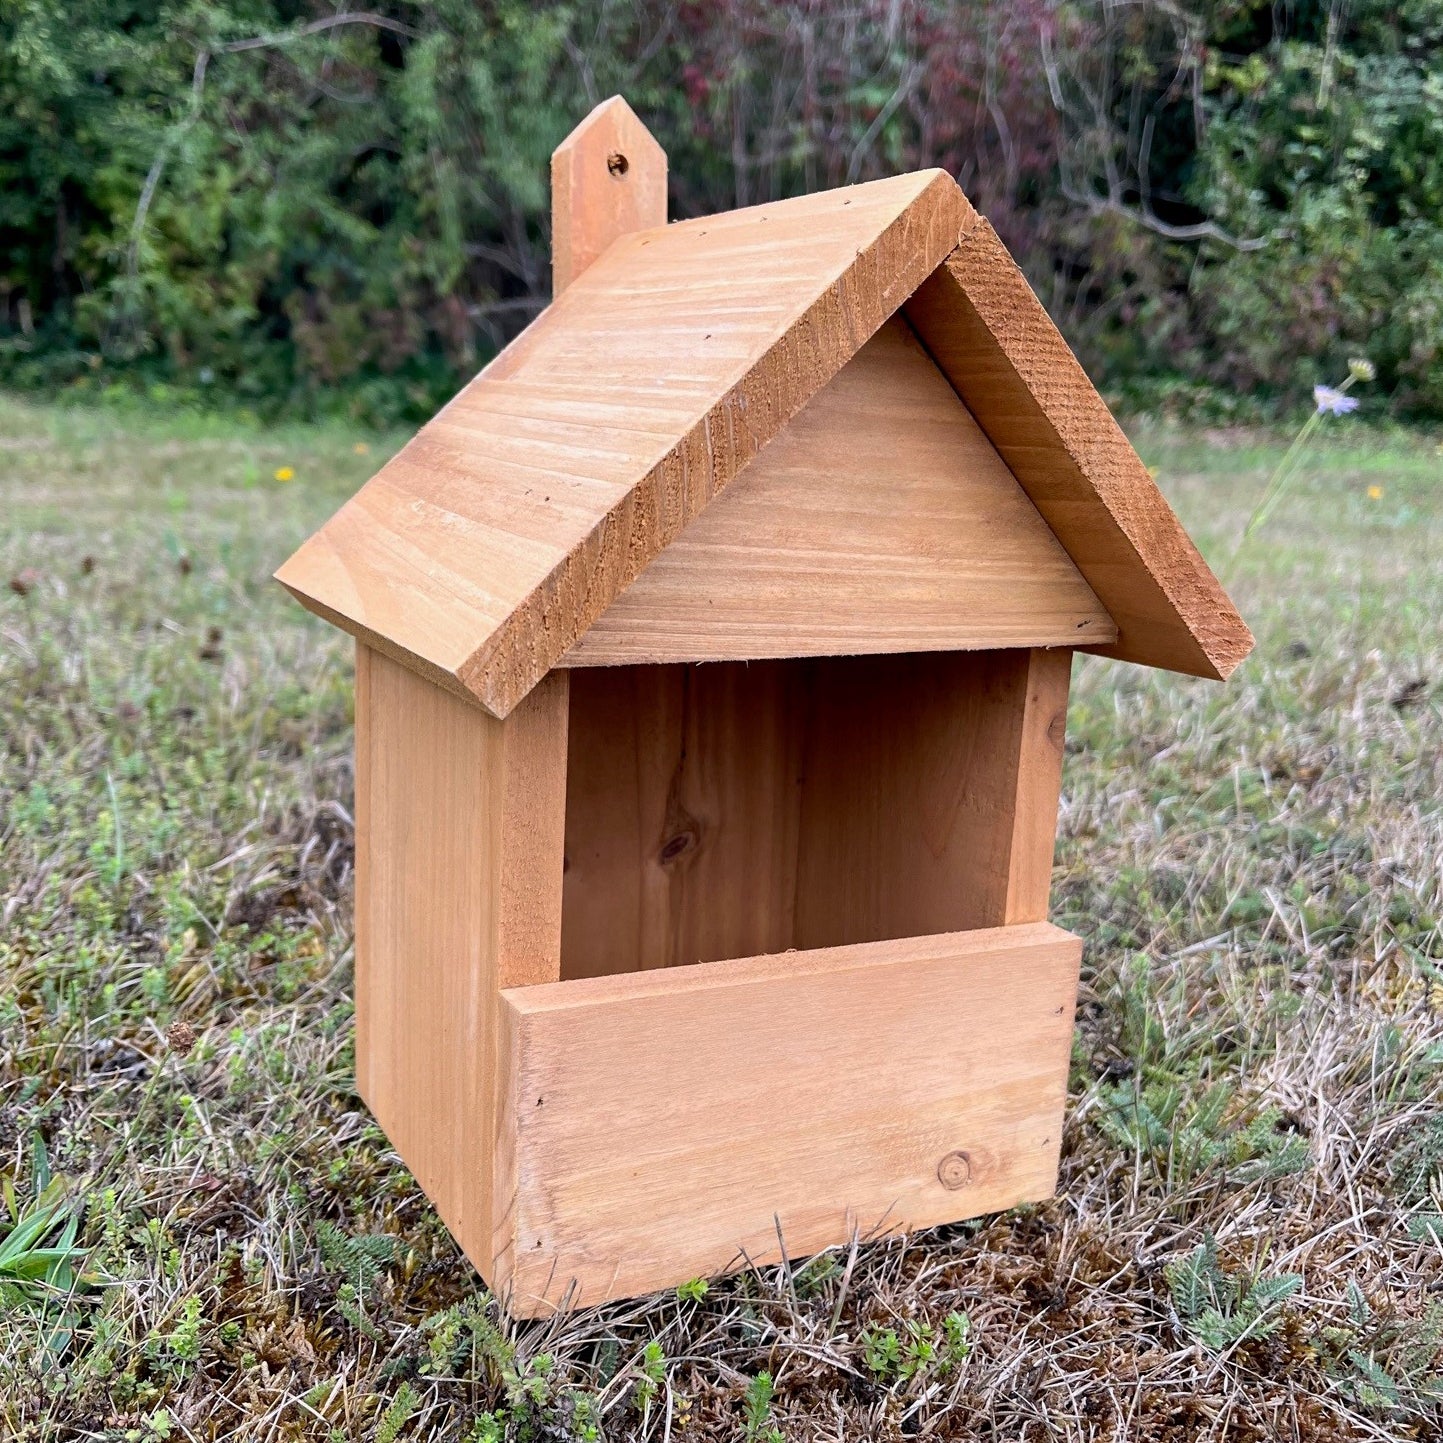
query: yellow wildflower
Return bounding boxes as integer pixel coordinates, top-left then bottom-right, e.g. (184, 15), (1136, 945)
(274, 466), (295, 482)
(353, 442), (370, 456)
(1367, 485), (1384, 500)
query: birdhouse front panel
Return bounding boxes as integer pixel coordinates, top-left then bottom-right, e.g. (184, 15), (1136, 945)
(280, 98), (1251, 1316)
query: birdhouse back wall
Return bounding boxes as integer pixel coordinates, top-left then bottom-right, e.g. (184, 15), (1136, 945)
(560, 647), (1072, 980)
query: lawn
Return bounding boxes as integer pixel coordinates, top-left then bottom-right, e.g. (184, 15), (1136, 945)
(1, 393), (1441, 1441)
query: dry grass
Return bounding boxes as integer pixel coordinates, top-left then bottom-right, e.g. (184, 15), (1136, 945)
(1, 396), (1441, 1441)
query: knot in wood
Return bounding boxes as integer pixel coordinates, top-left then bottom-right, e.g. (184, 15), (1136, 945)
(937, 1150), (972, 1190)
(607, 151), (629, 178)
(659, 829), (698, 866)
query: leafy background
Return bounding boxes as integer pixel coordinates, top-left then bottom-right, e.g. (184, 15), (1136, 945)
(1, 0), (1441, 426)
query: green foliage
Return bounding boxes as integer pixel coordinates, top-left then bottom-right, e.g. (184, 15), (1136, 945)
(316, 1220), (395, 1339)
(1313, 1284), (1443, 1415)
(1166, 1238), (1302, 1350)
(1192, 0), (1443, 416)
(0, 1135), (90, 1304)
(1098, 1078), (1311, 1186)
(742, 1371), (782, 1443)
(634, 1338), (665, 1414)
(0, 1134), (97, 1365)
(375, 1382), (419, 1443)
(675, 1276), (708, 1304)
(860, 1311), (972, 1388)
(1391, 1113), (1443, 1205)
(147, 1294), (205, 1377)
(1093, 958), (1311, 1186)
(316, 1218), (396, 1294)
(2, 1), (1442, 420)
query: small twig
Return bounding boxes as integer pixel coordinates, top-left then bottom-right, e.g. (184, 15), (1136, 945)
(828, 1228), (861, 1338)
(1040, 22), (1267, 253)
(845, 60), (923, 183)
(210, 11), (415, 57)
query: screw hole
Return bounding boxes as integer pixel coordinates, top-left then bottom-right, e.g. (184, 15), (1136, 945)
(607, 151), (629, 178)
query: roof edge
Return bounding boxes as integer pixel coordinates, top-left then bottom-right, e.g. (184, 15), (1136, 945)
(277, 579), (480, 704)
(905, 220), (1253, 683)
(459, 169), (975, 717)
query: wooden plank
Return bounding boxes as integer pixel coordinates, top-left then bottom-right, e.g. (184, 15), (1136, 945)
(561, 662), (803, 977)
(497, 921), (1082, 1314)
(353, 644), (568, 1283)
(552, 96), (667, 296)
(792, 649), (1070, 948)
(904, 222), (1253, 680)
(1002, 648), (1073, 923)
(277, 169), (972, 718)
(562, 317), (1116, 665)
(560, 648), (1073, 976)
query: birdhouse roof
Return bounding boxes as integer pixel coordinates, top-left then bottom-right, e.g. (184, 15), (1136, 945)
(277, 169), (1251, 718)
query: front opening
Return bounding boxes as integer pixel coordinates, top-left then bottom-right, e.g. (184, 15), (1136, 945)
(559, 649), (1045, 981)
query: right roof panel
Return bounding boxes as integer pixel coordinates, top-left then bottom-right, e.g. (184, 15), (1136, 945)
(906, 219), (1254, 680)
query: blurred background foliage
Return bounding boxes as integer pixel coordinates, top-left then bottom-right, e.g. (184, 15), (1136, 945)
(0, 0), (1439, 426)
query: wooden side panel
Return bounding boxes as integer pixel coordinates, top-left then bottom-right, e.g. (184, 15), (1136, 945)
(552, 96), (667, 296)
(498, 922), (1082, 1314)
(792, 650), (1069, 948)
(563, 318), (1116, 666)
(904, 223), (1253, 681)
(561, 649), (1073, 977)
(354, 644), (568, 1280)
(277, 169), (971, 718)
(561, 663), (803, 977)
(1003, 647), (1073, 923)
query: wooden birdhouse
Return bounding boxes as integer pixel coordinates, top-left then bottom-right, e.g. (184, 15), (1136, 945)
(277, 98), (1252, 1316)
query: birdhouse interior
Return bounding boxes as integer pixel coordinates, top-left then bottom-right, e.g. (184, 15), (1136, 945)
(560, 647), (1071, 982)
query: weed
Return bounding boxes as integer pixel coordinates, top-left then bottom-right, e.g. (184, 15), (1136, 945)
(1166, 1237), (1302, 1350)
(375, 1383), (420, 1443)
(1098, 1078), (1310, 1187)
(860, 1311), (972, 1388)
(742, 1371), (783, 1442)
(634, 1338), (665, 1415)
(1313, 1283), (1443, 1416)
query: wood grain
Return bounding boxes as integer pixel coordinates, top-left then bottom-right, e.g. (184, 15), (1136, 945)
(560, 649), (1073, 977)
(562, 317), (1116, 665)
(904, 222), (1253, 680)
(353, 645), (568, 1282)
(561, 662), (803, 978)
(498, 921), (1083, 1314)
(1001, 647), (1074, 923)
(791, 649), (1070, 948)
(551, 96), (667, 296)
(277, 169), (972, 718)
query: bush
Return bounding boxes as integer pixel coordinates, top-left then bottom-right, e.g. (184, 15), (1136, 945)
(0, 0), (1440, 422)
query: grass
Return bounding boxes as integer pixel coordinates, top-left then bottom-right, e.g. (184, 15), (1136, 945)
(0, 392), (1440, 1440)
